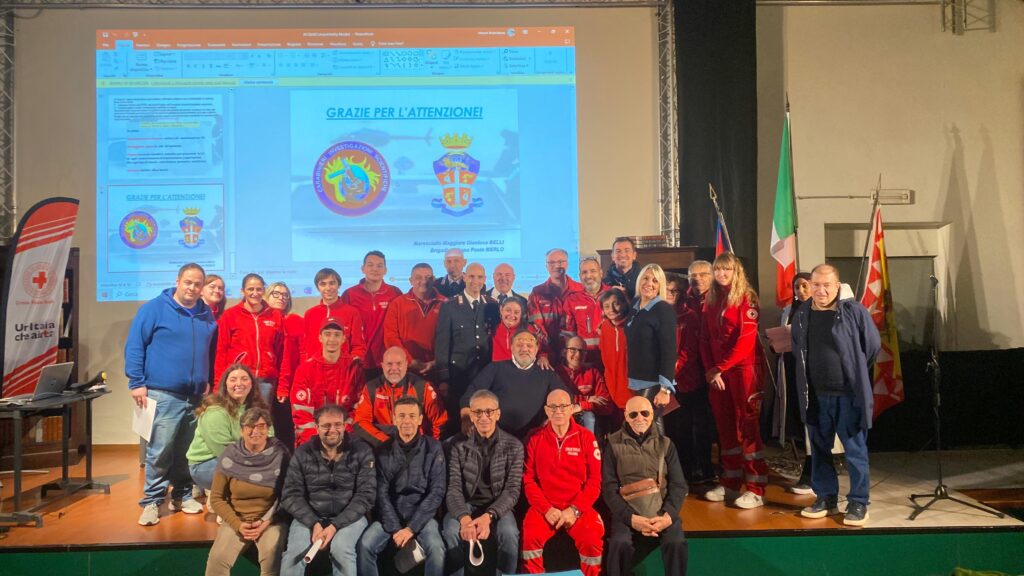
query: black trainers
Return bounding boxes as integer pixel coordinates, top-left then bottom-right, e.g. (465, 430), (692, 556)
(801, 497), (840, 519)
(843, 501), (870, 526)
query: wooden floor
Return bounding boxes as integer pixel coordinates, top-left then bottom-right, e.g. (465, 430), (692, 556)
(1, 445), (1020, 550)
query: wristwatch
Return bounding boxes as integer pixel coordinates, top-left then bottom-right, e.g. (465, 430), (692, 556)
(487, 510), (498, 522)
(569, 505), (581, 518)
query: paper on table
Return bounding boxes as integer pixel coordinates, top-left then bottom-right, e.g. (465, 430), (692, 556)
(132, 400), (157, 442)
(765, 326), (792, 353)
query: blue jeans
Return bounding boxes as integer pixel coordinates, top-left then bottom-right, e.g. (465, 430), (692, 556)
(807, 394), (870, 506)
(442, 512), (519, 576)
(357, 519), (445, 576)
(280, 517), (368, 576)
(140, 388), (201, 508)
(189, 458), (217, 492)
(575, 411), (598, 436)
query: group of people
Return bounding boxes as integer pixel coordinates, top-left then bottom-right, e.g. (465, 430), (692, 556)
(124, 237), (880, 575)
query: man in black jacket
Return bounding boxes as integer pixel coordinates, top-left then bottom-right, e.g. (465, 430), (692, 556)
(603, 396), (688, 576)
(358, 397), (447, 576)
(443, 390), (524, 575)
(280, 404), (376, 576)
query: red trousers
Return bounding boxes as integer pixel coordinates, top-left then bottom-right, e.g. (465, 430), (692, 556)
(708, 364), (768, 495)
(521, 507), (604, 576)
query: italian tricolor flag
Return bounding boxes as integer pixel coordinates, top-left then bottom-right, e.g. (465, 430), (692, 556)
(770, 110), (797, 308)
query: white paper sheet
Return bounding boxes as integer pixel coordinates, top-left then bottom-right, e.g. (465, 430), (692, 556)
(132, 400), (157, 442)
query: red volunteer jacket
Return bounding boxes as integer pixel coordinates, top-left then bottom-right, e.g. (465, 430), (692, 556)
(561, 286), (610, 362)
(598, 318), (631, 410)
(341, 280), (402, 369)
(674, 303), (704, 394)
(555, 365), (614, 415)
(699, 284), (762, 373)
(352, 376), (448, 445)
(300, 299), (366, 364)
(523, 420), (603, 512)
(382, 289), (446, 369)
(527, 277), (583, 360)
(289, 353), (360, 445)
(215, 302), (284, 385)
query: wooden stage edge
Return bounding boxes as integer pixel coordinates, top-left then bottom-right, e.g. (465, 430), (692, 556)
(1, 445), (1021, 552)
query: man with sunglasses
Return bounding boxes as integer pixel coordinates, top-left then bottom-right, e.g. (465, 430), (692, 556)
(280, 404), (376, 576)
(603, 396), (689, 576)
(521, 390), (604, 576)
(443, 390), (524, 576)
(791, 264), (880, 526)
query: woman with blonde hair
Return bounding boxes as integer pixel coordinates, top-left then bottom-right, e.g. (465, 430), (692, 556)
(699, 252), (768, 509)
(624, 263), (677, 433)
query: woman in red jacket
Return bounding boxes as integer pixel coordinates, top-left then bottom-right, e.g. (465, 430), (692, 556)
(215, 273), (284, 404)
(699, 252), (768, 509)
(492, 297), (527, 362)
(265, 281), (302, 448)
(598, 288), (632, 416)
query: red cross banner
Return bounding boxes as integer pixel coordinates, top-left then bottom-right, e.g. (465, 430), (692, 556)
(1, 198), (80, 397)
(859, 205), (904, 419)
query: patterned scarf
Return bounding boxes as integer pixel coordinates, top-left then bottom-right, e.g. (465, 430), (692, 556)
(217, 437), (287, 489)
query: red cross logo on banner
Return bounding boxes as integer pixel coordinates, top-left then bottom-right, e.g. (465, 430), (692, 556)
(32, 270), (48, 290)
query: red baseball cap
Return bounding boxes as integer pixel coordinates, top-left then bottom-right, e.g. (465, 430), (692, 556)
(320, 317), (343, 332)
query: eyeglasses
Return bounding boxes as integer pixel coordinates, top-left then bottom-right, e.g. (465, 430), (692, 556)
(470, 408), (499, 418)
(243, 422), (269, 432)
(627, 410), (652, 419)
(565, 347), (584, 354)
(666, 288), (680, 294)
(546, 403), (573, 412)
(269, 291), (290, 299)
(317, 422), (345, 430)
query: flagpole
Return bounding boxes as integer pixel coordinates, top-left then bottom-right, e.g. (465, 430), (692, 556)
(708, 183), (734, 251)
(854, 174), (882, 300)
(786, 95), (800, 272)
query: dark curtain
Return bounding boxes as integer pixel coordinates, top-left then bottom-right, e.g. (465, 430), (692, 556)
(675, 0), (758, 280)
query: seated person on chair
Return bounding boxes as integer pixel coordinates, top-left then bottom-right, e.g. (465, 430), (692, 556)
(279, 404), (376, 576)
(357, 397), (447, 576)
(521, 389), (604, 576)
(442, 390), (524, 575)
(603, 395), (689, 576)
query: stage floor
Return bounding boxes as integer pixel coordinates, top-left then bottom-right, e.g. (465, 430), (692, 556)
(1, 445), (1021, 550)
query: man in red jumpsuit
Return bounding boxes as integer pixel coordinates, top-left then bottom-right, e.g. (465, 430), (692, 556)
(289, 317), (359, 446)
(382, 263), (446, 379)
(521, 389), (604, 576)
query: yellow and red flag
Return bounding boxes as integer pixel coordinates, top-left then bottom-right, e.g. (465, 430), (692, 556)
(859, 206), (904, 418)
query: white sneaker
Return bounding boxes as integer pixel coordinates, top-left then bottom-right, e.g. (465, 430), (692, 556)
(169, 498), (204, 514)
(703, 485), (741, 502)
(138, 503), (160, 526)
(733, 491), (765, 509)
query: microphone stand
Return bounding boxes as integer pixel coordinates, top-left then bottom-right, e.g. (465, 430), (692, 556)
(908, 275), (1004, 520)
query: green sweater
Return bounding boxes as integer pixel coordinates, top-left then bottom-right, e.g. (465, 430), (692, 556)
(186, 405), (241, 465)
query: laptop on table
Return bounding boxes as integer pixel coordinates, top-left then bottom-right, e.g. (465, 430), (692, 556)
(0, 362), (75, 405)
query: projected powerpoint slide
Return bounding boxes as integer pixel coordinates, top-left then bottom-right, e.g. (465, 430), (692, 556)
(290, 89), (520, 261)
(105, 184), (225, 273)
(105, 95), (224, 180)
(95, 27), (578, 302)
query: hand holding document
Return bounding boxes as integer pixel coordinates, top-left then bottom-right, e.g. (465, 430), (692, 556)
(132, 400), (157, 442)
(765, 326), (792, 353)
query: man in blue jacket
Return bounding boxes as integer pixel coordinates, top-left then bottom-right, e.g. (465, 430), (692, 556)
(125, 263), (217, 526)
(357, 397), (447, 576)
(791, 264), (881, 526)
